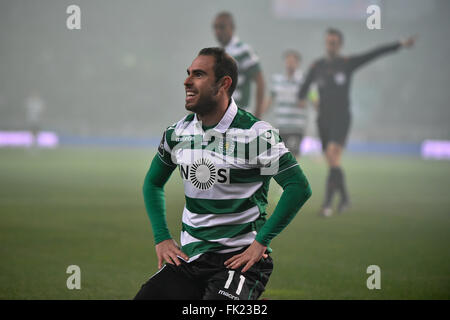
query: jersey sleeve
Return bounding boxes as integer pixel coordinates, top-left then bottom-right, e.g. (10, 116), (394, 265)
(157, 128), (177, 168)
(255, 163), (312, 246)
(347, 41), (402, 72)
(249, 121), (298, 176)
(298, 62), (318, 100)
(246, 61), (261, 80)
(241, 47), (261, 80)
(247, 121), (311, 246)
(143, 154), (177, 244)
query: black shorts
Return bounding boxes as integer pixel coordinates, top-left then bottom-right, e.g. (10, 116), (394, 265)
(317, 114), (351, 150)
(279, 131), (304, 157)
(134, 248), (273, 300)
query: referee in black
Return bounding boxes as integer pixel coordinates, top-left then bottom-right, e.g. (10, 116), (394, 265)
(298, 28), (416, 216)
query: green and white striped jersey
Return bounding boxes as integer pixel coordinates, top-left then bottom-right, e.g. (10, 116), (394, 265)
(157, 99), (298, 261)
(224, 36), (261, 109)
(270, 72), (308, 133)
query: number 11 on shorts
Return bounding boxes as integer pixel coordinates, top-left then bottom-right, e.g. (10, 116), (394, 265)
(224, 270), (246, 295)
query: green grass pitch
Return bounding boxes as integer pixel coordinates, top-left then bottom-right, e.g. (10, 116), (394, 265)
(0, 147), (449, 299)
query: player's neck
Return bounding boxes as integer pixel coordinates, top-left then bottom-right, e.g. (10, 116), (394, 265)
(196, 98), (230, 127)
(286, 70), (295, 80)
(327, 52), (340, 60)
(223, 35), (237, 48)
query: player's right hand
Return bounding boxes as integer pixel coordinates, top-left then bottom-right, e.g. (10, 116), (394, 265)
(298, 99), (307, 109)
(155, 239), (189, 269)
(401, 35), (417, 48)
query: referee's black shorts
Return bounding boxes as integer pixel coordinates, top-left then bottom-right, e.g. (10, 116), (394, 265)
(134, 247), (273, 300)
(279, 130), (304, 157)
(317, 114), (351, 151)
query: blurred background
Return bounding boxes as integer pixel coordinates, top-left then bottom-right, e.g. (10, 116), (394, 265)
(1, 0), (449, 142)
(0, 0), (449, 299)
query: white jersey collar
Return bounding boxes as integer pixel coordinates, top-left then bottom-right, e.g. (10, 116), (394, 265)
(193, 98), (238, 134)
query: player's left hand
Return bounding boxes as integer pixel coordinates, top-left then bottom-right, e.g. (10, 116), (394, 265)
(298, 99), (307, 109)
(224, 240), (268, 273)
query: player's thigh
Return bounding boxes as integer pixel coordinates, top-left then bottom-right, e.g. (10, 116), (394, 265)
(317, 118), (330, 152)
(280, 132), (302, 155)
(134, 264), (203, 300)
(202, 256), (273, 300)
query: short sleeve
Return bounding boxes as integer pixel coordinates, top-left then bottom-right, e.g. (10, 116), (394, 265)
(248, 121), (298, 176)
(241, 47), (261, 80)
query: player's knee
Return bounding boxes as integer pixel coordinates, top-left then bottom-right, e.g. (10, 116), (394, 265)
(327, 154), (341, 167)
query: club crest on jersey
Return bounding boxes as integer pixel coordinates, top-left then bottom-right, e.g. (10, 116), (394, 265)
(216, 139), (235, 156)
(180, 158), (230, 190)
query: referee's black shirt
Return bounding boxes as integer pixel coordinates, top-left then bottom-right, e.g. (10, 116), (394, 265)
(299, 42), (401, 120)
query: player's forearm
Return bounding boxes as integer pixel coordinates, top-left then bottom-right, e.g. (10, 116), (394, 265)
(260, 96), (272, 117)
(255, 165), (312, 246)
(298, 67), (315, 100)
(254, 72), (265, 118)
(143, 155), (175, 244)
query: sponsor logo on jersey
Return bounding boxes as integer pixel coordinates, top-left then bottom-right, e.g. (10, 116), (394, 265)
(175, 135), (195, 142)
(180, 158), (230, 190)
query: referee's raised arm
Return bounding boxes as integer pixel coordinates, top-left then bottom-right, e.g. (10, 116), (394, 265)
(347, 35), (417, 72)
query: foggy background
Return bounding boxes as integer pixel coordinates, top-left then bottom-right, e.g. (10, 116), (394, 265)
(1, 0), (449, 143)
